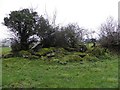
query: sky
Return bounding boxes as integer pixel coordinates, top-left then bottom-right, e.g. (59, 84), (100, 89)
(0, 0), (118, 41)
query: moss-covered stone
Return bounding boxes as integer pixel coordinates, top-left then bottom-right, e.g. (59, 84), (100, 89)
(83, 54), (99, 62)
(29, 55), (39, 59)
(2, 53), (14, 58)
(35, 47), (55, 56)
(18, 50), (31, 58)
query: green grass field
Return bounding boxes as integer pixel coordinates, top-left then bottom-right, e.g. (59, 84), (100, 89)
(1, 47), (119, 88)
(1, 47), (11, 55)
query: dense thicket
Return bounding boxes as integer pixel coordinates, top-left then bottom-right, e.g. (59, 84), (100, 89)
(99, 17), (120, 52)
(3, 8), (86, 52)
(3, 9), (38, 51)
(3, 8), (120, 53)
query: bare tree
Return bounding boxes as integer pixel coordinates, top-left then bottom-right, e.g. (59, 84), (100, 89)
(100, 17), (117, 38)
(99, 16), (120, 51)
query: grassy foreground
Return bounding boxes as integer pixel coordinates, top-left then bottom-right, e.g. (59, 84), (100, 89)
(2, 56), (118, 88)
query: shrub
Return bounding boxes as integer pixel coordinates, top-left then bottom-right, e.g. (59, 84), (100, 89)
(73, 52), (86, 58)
(90, 47), (106, 58)
(76, 44), (87, 52)
(98, 53), (111, 60)
(11, 41), (21, 53)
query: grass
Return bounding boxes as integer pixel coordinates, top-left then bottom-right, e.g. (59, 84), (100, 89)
(2, 57), (118, 88)
(0, 47), (11, 55)
(1, 47), (119, 88)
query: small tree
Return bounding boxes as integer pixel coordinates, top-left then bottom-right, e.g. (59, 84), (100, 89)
(36, 15), (56, 47)
(3, 8), (38, 52)
(62, 24), (80, 48)
(99, 17), (120, 51)
(54, 23), (85, 48)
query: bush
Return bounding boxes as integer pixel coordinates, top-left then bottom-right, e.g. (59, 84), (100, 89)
(73, 52), (86, 58)
(54, 24), (83, 49)
(90, 47), (106, 58)
(11, 41), (21, 53)
(76, 44), (87, 52)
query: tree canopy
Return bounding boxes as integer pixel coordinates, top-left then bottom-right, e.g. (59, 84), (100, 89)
(99, 17), (120, 51)
(3, 8), (87, 52)
(3, 8), (119, 53)
(3, 9), (38, 51)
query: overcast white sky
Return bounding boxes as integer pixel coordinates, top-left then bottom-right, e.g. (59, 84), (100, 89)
(0, 0), (118, 41)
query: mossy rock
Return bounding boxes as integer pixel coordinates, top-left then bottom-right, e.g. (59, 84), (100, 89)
(83, 54), (99, 62)
(73, 52), (86, 58)
(35, 47), (68, 58)
(35, 47), (56, 56)
(59, 61), (67, 65)
(52, 58), (59, 63)
(61, 54), (83, 62)
(57, 60), (67, 65)
(18, 50), (31, 58)
(29, 55), (39, 59)
(69, 55), (83, 62)
(46, 52), (55, 58)
(64, 47), (75, 52)
(55, 48), (67, 54)
(2, 53), (14, 58)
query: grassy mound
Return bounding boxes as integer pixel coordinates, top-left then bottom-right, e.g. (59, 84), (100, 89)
(1, 47), (118, 88)
(2, 46), (111, 65)
(2, 56), (118, 88)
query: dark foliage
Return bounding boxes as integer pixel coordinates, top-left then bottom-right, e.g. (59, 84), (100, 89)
(36, 16), (56, 48)
(3, 9), (38, 51)
(3, 8), (87, 53)
(99, 17), (120, 52)
(53, 24), (84, 49)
